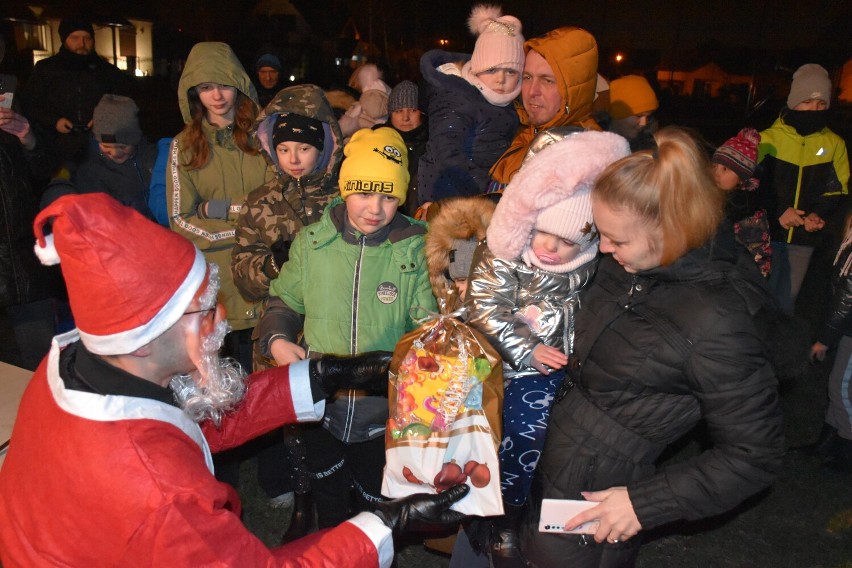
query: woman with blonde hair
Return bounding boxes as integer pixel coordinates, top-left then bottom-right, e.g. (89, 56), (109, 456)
(520, 128), (785, 567)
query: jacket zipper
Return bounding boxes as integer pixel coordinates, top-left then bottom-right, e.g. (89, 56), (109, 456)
(342, 235), (366, 441)
(626, 275), (639, 306)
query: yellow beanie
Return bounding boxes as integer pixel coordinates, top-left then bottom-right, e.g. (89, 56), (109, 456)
(608, 75), (659, 120)
(339, 127), (410, 204)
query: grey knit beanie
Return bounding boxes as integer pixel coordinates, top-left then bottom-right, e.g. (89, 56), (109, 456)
(388, 80), (419, 113)
(448, 238), (478, 280)
(787, 64), (832, 109)
(93, 94), (143, 146)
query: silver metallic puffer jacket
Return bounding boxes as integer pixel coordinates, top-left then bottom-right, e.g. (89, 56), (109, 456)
(467, 243), (598, 378)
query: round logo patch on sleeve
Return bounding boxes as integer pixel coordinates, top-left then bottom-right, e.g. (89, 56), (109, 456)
(376, 281), (399, 304)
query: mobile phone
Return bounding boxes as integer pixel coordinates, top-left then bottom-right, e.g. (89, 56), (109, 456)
(0, 74), (18, 109)
(538, 498), (600, 534)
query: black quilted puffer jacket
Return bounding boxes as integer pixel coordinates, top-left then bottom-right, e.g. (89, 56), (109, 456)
(537, 223), (785, 531)
(0, 130), (62, 308)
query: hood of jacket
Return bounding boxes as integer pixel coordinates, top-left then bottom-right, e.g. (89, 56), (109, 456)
(525, 27), (599, 131)
(252, 84), (344, 186)
(489, 27), (601, 185)
(425, 196), (496, 298)
(177, 42), (257, 124)
(487, 130), (629, 264)
(420, 50), (472, 91)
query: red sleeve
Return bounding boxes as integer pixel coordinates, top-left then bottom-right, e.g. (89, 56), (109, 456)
(139, 498), (384, 567)
(201, 361), (323, 453)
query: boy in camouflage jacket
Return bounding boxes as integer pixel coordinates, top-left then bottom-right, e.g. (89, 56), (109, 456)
(232, 84), (344, 307)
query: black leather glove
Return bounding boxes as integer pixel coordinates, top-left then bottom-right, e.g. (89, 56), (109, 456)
(308, 351), (393, 399)
(372, 484), (470, 535)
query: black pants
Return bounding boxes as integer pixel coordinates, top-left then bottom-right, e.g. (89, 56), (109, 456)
(214, 327), (299, 495)
(303, 423), (386, 528)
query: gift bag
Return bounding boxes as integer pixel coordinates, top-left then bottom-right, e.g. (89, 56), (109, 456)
(382, 311), (504, 516)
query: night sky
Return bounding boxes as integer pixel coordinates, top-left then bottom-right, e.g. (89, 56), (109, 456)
(13, 0), (852, 63)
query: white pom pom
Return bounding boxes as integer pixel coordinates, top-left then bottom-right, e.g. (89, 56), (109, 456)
(34, 233), (61, 266)
(468, 4), (503, 35)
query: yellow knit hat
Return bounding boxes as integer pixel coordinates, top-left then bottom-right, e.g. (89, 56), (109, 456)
(608, 75), (659, 120)
(339, 127), (410, 204)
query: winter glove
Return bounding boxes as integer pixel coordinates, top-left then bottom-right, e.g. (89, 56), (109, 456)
(308, 351), (393, 400)
(271, 238), (291, 267)
(372, 484), (469, 535)
(264, 238), (291, 278)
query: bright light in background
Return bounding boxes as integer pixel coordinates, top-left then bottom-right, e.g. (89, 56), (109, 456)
(289, 75), (295, 82)
(439, 39), (449, 46)
(615, 53), (624, 63)
(134, 69), (144, 77)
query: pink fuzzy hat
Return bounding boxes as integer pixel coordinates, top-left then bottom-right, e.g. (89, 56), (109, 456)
(487, 130), (630, 273)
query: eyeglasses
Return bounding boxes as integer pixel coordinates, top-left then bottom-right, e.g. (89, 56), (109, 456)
(183, 307), (215, 323)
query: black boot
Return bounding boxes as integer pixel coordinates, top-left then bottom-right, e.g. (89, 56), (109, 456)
(490, 504), (524, 568)
(824, 438), (852, 473)
(795, 423), (839, 458)
(281, 491), (317, 544)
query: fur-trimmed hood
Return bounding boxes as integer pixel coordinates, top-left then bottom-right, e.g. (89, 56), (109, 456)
(425, 196), (497, 299)
(487, 130), (630, 265)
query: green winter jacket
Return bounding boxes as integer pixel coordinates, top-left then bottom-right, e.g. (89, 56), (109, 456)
(758, 116), (849, 246)
(263, 198), (437, 441)
(168, 42), (273, 331)
(232, 84), (343, 303)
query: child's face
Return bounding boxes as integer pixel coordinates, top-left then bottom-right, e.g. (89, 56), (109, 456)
(346, 193), (399, 235)
(98, 142), (136, 165)
(476, 67), (520, 95)
(453, 278), (469, 298)
(712, 163), (741, 191)
(276, 141), (320, 179)
(390, 108), (423, 132)
(530, 229), (581, 266)
(793, 98), (827, 111)
(196, 83), (237, 125)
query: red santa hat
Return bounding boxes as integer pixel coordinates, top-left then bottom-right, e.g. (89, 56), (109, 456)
(33, 193), (208, 355)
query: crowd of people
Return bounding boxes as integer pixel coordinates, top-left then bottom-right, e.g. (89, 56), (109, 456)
(0, 4), (849, 567)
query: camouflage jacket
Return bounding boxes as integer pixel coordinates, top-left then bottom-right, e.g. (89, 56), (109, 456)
(232, 84), (344, 302)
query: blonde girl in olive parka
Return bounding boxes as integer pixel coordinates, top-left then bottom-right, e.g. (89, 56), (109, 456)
(168, 42), (273, 335)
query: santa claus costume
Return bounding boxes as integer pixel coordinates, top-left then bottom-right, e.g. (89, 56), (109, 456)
(0, 194), (393, 567)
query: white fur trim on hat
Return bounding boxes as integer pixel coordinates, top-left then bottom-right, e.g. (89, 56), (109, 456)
(487, 130), (631, 262)
(79, 249), (208, 355)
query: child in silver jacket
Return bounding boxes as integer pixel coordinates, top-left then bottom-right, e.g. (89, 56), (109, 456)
(467, 130), (629, 558)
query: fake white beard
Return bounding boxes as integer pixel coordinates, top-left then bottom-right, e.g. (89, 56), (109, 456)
(169, 318), (247, 427)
